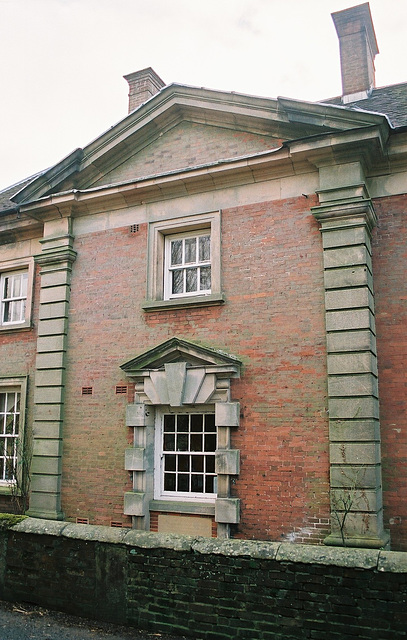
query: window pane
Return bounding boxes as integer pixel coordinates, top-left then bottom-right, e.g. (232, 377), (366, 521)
(200, 266), (211, 291)
(190, 434), (202, 452)
(164, 473), (176, 491)
(176, 433), (188, 451)
(164, 414), (175, 431)
(205, 476), (214, 493)
(177, 415), (189, 432)
(206, 455), (215, 474)
(0, 393), (5, 413)
(199, 235), (211, 262)
(12, 275), (21, 298)
(3, 277), (11, 299)
(6, 415), (14, 435)
(172, 270), (184, 295)
(164, 455), (176, 471)
(184, 238), (196, 264)
(191, 414), (203, 431)
(192, 455), (204, 472)
(186, 268), (197, 293)
(191, 474), (204, 493)
(21, 273), (28, 298)
(205, 414), (216, 431)
(170, 240), (183, 266)
(177, 474), (189, 492)
(178, 455), (190, 472)
(163, 433), (175, 451)
(3, 302), (11, 324)
(205, 434), (217, 452)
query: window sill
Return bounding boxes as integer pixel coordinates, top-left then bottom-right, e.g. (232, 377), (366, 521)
(0, 322), (32, 334)
(142, 293), (225, 312)
(0, 484), (15, 496)
(150, 499), (215, 516)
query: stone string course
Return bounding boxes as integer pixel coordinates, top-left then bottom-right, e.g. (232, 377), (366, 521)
(0, 518), (405, 639)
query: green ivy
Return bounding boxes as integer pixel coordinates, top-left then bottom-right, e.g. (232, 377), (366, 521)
(0, 513), (27, 531)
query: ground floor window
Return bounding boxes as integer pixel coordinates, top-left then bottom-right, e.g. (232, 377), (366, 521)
(156, 409), (217, 501)
(0, 389), (21, 484)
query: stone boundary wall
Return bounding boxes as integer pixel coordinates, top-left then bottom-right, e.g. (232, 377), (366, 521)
(0, 518), (405, 639)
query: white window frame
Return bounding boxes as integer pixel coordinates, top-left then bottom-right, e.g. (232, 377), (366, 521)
(143, 211), (223, 311)
(0, 376), (27, 493)
(164, 230), (211, 300)
(0, 258), (34, 331)
(154, 406), (217, 503)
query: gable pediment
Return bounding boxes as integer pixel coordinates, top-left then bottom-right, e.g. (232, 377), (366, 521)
(121, 337), (241, 374)
(121, 338), (241, 407)
(11, 84), (389, 206)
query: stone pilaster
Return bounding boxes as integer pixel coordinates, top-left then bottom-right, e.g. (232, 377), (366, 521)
(313, 192), (389, 549)
(27, 218), (76, 520)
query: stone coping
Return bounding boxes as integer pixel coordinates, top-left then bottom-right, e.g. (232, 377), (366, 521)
(9, 517), (407, 573)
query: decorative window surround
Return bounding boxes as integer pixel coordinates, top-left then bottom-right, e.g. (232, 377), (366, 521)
(121, 338), (241, 538)
(143, 211), (224, 311)
(0, 258), (34, 332)
(312, 167), (389, 550)
(0, 376), (27, 495)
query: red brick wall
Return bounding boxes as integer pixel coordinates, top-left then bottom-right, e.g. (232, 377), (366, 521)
(61, 194), (331, 541)
(373, 194), (407, 551)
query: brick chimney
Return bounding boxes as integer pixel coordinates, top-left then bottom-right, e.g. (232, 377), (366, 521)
(123, 67), (165, 113)
(332, 3), (379, 104)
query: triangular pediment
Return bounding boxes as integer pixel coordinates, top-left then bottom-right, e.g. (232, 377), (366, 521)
(121, 337), (241, 375)
(11, 83), (389, 207)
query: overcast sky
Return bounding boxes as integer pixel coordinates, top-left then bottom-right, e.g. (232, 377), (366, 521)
(1, 0), (406, 191)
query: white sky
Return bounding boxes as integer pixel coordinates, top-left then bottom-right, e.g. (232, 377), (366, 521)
(1, 0), (406, 191)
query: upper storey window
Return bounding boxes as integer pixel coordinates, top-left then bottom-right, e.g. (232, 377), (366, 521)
(1, 271), (28, 326)
(143, 211), (224, 312)
(164, 231), (211, 300)
(0, 259), (33, 331)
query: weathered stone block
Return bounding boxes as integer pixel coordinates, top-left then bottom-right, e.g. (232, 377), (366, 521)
(323, 245), (371, 270)
(329, 419), (380, 442)
(327, 352), (378, 375)
(328, 396), (379, 420)
(32, 439), (63, 457)
(36, 335), (66, 353)
(215, 402), (240, 427)
(328, 373), (378, 398)
(326, 308), (374, 332)
(40, 285), (70, 305)
(330, 442), (381, 465)
(125, 448), (145, 471)
(34, 386), (65, 405)
(124, 491), (148, 517)
(324, 265), (372, 290)
(325, 287), (373, 311)
(327, 329), (375, 353)
(215, 498), (240, 523)
(215, 449), (240, 475)
(330, 464), (382, 489)
(126, 403), (154, 427)
(38, 317), (68, 337)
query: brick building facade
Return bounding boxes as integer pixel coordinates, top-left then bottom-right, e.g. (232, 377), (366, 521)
(0, 3), (406, 550)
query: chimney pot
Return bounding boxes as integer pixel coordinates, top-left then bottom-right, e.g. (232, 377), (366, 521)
(332, 3), (379, 103)
(123, 67), (165, 113)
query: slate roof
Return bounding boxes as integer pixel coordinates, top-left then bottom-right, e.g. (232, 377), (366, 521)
(321, 82), (407, 128)
(0, 172), (45, 214)
(1, 81), (406, 209)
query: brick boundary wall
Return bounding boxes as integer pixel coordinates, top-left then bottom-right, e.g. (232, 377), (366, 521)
(0, 518), (406, 639)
